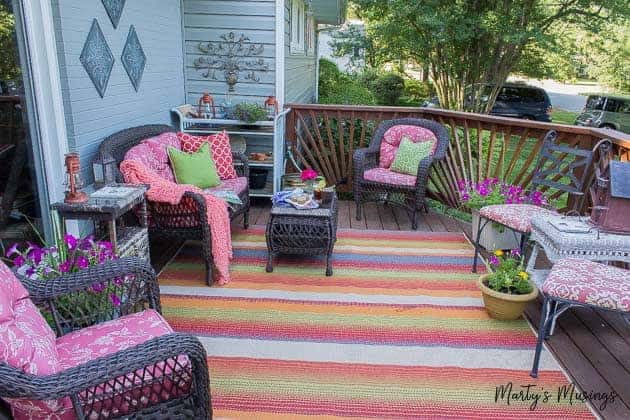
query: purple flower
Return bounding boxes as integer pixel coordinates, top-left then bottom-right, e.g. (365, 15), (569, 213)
(13, 255), (25, 267)
(461, 193), (470, 201)
(489, 255), (500, 266)
(81, 235), (95, 250)
(76, 255), (89, 270)
(99, 241), (113, 252)
(478, 185), (489, 196)
(5, 243), (19, 258)
(113, 276), (124, 286)
(511, 249), (521, 257)
(110, 293), (121, 307)
(64, 234), (78, 251)
(59, 260), (71, 273)
(92, 282), (105, 293)
(25, 267), (35, 277)
(28, 248), (45, 265)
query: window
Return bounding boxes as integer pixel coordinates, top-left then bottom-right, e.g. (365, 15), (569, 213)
(306, 15), (315, 55)
(290, 0), (305, 54)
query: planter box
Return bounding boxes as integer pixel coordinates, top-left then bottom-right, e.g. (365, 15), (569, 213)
(471, 210), (521, 251)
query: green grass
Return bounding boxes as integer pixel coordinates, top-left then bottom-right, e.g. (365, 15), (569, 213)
(551, 109), (579, 125)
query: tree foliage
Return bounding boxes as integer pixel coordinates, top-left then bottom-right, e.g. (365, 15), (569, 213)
(353, 0), (629, 112)
(0, 3), (19, 81)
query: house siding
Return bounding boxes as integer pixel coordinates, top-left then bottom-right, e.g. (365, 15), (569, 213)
(182, 0), (277, 106)
(284, 0), (317, 104)
(51, 0), (185, 183)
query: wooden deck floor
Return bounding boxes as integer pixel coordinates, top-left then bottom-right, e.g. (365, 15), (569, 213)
(153, 199), (630, 419)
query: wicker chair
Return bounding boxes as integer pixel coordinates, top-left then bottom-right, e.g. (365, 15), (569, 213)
(353, 118), (449, 229)
(95, 124), (250, 286)
(0, 257), (211, 419)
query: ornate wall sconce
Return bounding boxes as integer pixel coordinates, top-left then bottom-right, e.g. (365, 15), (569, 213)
(193, 32), (269, 92)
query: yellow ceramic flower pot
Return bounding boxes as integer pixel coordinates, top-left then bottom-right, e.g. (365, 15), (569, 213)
(478, 274), (538, 320)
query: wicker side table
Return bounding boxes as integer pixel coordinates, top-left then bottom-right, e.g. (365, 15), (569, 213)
(266, 194), (338, 276)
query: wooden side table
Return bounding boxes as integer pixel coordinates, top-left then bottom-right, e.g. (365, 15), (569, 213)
(51, 184), (150, 262)
(266, 193), (338, 276)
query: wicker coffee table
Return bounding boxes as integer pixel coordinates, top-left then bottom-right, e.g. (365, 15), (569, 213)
(266, 193), (338, 276)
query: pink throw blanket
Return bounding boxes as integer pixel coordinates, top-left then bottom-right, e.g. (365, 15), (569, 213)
(120, 159), (232, 285)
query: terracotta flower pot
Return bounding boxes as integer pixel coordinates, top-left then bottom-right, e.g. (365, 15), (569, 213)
(478, 274), (538, 320)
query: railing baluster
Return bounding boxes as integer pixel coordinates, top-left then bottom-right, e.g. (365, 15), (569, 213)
(296, 111), (334, 182)
(311, 110), (341, 182)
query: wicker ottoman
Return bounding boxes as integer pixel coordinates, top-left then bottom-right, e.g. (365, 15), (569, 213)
(266, 194), (338, 276)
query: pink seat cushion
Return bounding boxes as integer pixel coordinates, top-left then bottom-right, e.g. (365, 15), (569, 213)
(379, 125), (438, 169)
(203, 176), (248, 196)
(479, 204), (557, 233)
(363, 167), (416, 187)
(543, 259), (630, 311)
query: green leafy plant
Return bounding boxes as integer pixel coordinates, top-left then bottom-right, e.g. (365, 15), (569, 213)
(233, 102), (268, 123)
(485, 249), (533, 295)
(369, 72), (405, 105)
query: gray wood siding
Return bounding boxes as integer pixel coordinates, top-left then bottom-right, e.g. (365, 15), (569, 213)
(182, 0), (276, 106)
(284, 0), (317, 104)
(51, 0), (185, 183)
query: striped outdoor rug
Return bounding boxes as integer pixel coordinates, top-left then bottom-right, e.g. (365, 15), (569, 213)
(158, 227), (592, 419)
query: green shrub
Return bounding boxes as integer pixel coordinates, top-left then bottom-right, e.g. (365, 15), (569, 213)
(319, 81), (376, 105)
(370, 73), (405, 105)
(318, 58), (347, 100)
(403, 78), (435, 103)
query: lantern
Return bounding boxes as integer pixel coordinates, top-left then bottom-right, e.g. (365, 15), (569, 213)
(64, 153), (88, 203)
(92, 152), (117, 189)
(264, 95), (279, 118)
(197, 92), (215, 119)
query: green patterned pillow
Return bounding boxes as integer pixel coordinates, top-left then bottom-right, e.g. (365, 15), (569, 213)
(390, 136), (433, 176)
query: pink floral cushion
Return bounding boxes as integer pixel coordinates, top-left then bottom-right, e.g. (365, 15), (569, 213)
(479, 204), (557, 233)
(543, 259), (630, 311)
(379, 125), (438, 169)
(124, 137), (177, 183)
(363, 167), (416, 187)
(203, 176), (248, 196)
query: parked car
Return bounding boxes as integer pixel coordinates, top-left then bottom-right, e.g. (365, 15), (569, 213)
(423, 83), (553, 122)
(575, 94), (630, 134)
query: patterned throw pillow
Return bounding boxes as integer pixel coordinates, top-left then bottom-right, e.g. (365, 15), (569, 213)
(389, 136), (434, 176)
(177, 131), (237, 180)
(167, 143), (221, 188)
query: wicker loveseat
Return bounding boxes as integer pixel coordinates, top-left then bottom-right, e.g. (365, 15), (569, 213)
(0, 257), (211, 419)
(96, 124), (250, 285)
(353, 118), (449, 230)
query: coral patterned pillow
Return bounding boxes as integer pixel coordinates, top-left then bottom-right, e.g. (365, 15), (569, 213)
(177, 131), (237, 180)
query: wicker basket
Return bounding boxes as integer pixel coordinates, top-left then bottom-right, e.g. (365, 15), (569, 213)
(478, 274), (538, 320)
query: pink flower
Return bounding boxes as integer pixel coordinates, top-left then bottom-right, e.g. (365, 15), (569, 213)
(64, 234), (78, 250)
(92, 282), (105, 293)
(110, 293), (121, 307)
(13, 255), (25, 267)
(461, 193), (470, 201)
(76, 255), (89, 270)
(489, 255), (500, 266)
(300, 168), (318, 181)
(59, 260), (71, 273)
(511, 249), (521, 257)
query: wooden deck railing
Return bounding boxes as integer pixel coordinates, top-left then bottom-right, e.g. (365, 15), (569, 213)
(285, 103), (630, 211)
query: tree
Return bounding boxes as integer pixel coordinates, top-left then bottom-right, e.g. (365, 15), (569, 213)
(0, 2), (19, 81)
(329, 23), (383, 70)
(353, 0), (629, 112)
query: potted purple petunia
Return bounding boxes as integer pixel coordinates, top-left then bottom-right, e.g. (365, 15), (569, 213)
(457, 178), (548, 251)
(4, 234), (123, 328)
(478, 249), (538, 320)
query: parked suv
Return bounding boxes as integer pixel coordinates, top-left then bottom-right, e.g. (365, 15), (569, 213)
(423, 83), (553, 121)
(575, 95), (630, 134)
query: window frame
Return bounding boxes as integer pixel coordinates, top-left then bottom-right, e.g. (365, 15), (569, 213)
(306, 14), (315, 55)
(290, 0), (305, 54)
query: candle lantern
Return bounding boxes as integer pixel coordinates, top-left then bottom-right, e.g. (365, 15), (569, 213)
(264, 95), (278, 118)
(197, 92), (216, 119)
(64, 153), (88, 204)
(92, 152), (117, 189)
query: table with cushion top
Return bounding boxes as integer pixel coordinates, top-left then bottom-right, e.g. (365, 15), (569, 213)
(527, 214), (630, 288)
(266, 193), (338, 276)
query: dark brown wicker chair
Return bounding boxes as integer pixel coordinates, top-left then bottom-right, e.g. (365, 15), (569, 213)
(353, 118), (449, 230)
(95, 124), (250, 286)
(0, 257), (211, 419)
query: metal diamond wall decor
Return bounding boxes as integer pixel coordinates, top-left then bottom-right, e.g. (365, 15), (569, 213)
(102, 0), (126, 28)
(80, 19), (114, 98)
(121, 26), (146, 92)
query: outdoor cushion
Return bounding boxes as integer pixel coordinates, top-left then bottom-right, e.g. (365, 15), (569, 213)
(479, 204), (557, 233)
(543, 259), (630, 312)
(124, 142), (176, 183)
(379, 125), (437, 169)
(363, 167), (416, 187)
(204, 176), (248, 196)
(177, 131), (237, 180)
(390, 136), (434, 176)
(168, 143), (221, 189)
